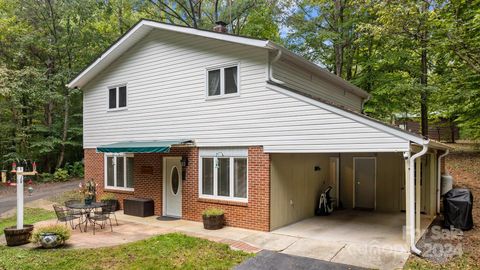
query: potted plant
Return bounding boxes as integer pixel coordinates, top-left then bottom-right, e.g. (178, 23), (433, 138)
(79, 179), (97, 205)
(31, 224), (71, 249)
(202, 208), (225, 230)
(4, 225), (34, 246)
(100, 192), (119, 209)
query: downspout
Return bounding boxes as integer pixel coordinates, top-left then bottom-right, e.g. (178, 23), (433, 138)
(268, 49), (284, 85)
(408, 139), (430, 255)
(437, 149), (449, 214)
(361, 95), (371, 114)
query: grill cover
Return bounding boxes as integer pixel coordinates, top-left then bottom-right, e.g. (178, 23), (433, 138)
(443, 188), (473, 230)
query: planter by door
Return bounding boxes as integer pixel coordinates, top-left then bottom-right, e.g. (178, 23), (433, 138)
(4, 225), (34, 246)
(202, 214), (225, 230)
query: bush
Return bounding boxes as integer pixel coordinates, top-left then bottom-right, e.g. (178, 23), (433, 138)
(100, 193), (117, 201)
(66, 161), (84, 178)
(39, 173), (54, 182)
(202, 208), (224, 217)
(53, 168), (69, 182)
(31, 224), (71, 244)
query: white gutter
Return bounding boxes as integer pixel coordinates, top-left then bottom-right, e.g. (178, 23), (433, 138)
(268, 49), (284, 85)
(408, 140), (429, 255)
(437, 149), (449, 213)
(361, 95), (371, 113)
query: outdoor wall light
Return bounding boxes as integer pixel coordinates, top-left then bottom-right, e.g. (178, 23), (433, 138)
(181, 156), (188, 168)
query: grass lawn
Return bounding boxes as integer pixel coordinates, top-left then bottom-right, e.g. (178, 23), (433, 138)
(0, 233), (252, 270)
(0, 208), (55, 235)
(405, 254), (479, 270)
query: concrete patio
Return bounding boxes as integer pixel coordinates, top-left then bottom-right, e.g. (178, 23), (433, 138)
(1, 203), (435, 269)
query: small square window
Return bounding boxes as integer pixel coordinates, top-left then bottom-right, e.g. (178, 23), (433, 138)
(207, 65), (238, 97)
(107, 85), (127, 110)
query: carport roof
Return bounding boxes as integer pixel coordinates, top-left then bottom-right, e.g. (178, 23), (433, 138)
(266, 81), (452, 151)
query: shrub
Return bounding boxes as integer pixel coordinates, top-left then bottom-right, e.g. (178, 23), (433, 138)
(202, 208), (224, 217)
(31, 224), (71, 244)
(53, 168), (69, 182)
(66, 161), (84, 178)
(100, 193), (117, 201)
(39, 173), (54, 182)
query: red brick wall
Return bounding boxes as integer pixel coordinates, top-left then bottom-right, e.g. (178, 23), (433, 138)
(84, 146), (271, 231)
(181, 146), (270, 231)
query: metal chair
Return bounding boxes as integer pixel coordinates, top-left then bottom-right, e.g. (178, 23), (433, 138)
(94, 200), (119, 226)
(88, 204), (114, 235)
(53, 204), (81, 230)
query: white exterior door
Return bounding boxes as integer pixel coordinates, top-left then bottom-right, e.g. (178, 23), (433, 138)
(164, 157), (182, 217)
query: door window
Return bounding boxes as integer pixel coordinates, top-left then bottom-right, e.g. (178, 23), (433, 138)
(171, 166), (179, 195)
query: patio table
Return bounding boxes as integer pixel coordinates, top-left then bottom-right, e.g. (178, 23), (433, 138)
(67, 202), (106, 232)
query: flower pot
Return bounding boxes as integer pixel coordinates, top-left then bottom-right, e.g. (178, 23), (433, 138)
(84, 198), (93, 205)
(39, 233), (64, 249)
(202, 214), (225, 230)
(4, 225), (34, 246)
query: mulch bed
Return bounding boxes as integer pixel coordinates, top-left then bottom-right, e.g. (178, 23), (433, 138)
(445, 151), (480, 261)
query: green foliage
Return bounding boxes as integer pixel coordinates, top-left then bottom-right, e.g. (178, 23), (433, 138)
(53, 168), (69, 182)
(99, 192), (117, 201)
(31, 224), (71, 245)
(38, 173), (54, 183)
(0, 208), (55, 236)
(65, 161), (84, 178)
(202, 208), (224, 217)
(0, 233), (252, 269)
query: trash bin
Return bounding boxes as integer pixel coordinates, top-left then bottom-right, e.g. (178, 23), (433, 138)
(1, 170), (6, 183)
(443, 188), (473, 231)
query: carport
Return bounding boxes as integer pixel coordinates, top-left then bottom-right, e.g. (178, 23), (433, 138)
(268, 140), (451, 254)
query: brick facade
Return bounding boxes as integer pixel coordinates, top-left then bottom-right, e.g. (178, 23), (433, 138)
(83, 146), (271, 231)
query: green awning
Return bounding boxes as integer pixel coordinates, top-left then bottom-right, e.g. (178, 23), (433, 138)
(97, 140), (192, 153)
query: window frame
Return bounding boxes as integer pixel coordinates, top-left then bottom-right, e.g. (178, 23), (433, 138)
(198, 155), (248, 203)
(205, 63), (240, 99)
(107, 84), (128, 111)
(104, 153), (134, 191)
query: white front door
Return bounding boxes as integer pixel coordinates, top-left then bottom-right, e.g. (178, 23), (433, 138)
(164, 157), (182, 217)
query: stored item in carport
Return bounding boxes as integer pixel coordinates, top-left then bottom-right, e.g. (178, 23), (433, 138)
(443, 188), (473, 231)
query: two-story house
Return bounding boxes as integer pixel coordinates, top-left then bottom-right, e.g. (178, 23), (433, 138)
(67, 19), (450, 254)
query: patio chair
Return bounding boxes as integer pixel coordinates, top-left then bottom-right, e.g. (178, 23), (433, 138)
(94, 200), (119, 226)
(65, 200), (83, 217)
(88, 204), (114, 235)
(53, 204), (81, 230)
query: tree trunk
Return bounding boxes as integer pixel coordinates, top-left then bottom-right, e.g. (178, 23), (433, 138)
(419, 1), (429, 137)
(333, 0), (344, 77)
(56, 90), (69, 169)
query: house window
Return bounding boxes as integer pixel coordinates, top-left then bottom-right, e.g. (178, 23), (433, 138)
(105, 154), (134, 190)
(199, 155), (248, 202)
(108, 85), (127, 110)
(207, 65), (238, 97)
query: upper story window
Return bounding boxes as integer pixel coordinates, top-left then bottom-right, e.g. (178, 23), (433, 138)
(207, 65), (239, 97)
(108, 85), (127, 110)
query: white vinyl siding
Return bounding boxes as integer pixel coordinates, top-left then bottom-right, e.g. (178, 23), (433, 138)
(272, 57), (363, 111)
(83, 29), (410, 153)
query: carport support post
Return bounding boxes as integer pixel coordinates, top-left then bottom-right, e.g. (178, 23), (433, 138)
(415, 158), (421, 240)
(404, 155), (411, 246)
